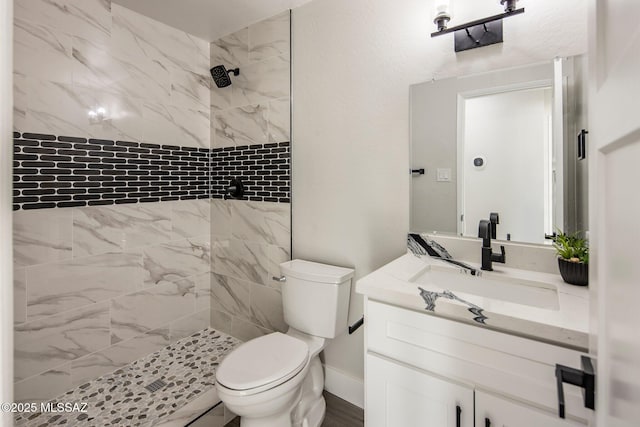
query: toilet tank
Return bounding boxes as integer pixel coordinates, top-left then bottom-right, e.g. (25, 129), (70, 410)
(280, 260), (354, 339)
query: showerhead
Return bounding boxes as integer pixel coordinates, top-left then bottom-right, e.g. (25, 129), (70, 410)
(210, 65), (240, 88)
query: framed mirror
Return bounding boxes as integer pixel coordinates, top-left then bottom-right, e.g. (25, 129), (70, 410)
(410, 56), (588, 245)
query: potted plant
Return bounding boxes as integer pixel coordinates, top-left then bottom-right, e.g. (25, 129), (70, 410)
(553, 231), (589, 286)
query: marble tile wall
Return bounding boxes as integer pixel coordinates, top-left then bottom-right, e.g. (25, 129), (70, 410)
(14, 0), (210, 148)
(13, 1), (293, 410)
(209, 11), (292, 341)
(13, 0), (212, 403)
(13, 201), (212, 401)
(210, 10), (290, 149)
(209, 199), (291, 341)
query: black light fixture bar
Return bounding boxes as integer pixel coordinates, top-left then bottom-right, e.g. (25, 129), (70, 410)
(431, 7), (524, 37)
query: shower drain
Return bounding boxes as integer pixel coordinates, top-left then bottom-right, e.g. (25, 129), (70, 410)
(144, 378), (167, 393)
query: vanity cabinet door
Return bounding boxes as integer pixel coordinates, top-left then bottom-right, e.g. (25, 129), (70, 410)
(475, 390), (586, 427)
(366, 353), (474, 427)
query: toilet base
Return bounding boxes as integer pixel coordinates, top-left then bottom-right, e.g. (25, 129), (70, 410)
(292, 356), (325, 427)
(301, 396), (325, 427)
(219, 372), (305, 427)
(239, 406), (296, 427)
(235, 361), (326, 427)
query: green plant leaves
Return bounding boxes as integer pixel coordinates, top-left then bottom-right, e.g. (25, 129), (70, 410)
(552, 230), (589, 264)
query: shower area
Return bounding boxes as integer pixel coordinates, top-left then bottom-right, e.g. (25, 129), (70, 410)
(12, 1), (292, 425)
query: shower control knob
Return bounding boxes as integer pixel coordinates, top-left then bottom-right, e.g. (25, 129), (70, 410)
(224, 178), (244, 200)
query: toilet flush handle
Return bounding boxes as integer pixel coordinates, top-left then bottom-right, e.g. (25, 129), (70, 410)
(272, 276), (286, 282)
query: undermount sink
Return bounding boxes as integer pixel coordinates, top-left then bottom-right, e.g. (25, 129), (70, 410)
(409, 264), (560, 311)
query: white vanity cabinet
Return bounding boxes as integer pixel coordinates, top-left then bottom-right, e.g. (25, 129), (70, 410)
(475, 390), (585, 427)
(366, 354), (474, 427)
(363, 299), (588, 427)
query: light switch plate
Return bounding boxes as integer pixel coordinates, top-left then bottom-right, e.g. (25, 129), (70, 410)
(436, 168), (451, 182)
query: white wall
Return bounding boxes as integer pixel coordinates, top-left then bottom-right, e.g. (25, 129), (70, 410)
(291, 0), (586, 403)
(1, 0), (14, 421)
(410, 76), (459, 234)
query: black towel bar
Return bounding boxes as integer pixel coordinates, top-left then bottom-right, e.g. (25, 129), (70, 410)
(348, 316), (364, 334)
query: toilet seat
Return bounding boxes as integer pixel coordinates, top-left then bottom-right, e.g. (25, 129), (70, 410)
(216, 332), (309, 396)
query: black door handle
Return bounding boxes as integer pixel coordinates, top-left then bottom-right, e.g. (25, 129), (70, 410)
(485, 417), (491, 427)
(577, 129), (588, 160)
(555, 355), (595, 418)
(456, 405), (461, 427)
(410, 168), (425, 175)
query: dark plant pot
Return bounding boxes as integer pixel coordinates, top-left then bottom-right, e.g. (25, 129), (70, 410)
(558, 258), (589, 286)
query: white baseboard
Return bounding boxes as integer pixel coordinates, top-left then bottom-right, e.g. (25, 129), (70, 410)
(323, 365), (364, 409)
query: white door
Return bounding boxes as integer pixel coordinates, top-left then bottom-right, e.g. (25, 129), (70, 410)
(365, 353), (474, 427)
(588, 0), (640, 426)
(460, 87), (552, 243)
(475, 390), (585, 427)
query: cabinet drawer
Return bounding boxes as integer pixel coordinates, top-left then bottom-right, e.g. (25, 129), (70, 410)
(366, 353), (474, 427)
(476, 390), (586, 426)
(366, 299), (589, 421)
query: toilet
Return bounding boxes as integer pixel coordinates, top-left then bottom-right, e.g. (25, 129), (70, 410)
(215, 259), (354, 427)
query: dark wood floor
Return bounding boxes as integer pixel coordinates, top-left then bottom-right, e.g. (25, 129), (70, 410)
(321, 391), (364, 427)
(226, 391), (364, 427)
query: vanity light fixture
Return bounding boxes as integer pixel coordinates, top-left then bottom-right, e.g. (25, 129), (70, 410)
(431, 0), (524, 52)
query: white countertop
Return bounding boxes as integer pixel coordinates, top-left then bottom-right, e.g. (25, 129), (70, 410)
(356, 251), (590, 351)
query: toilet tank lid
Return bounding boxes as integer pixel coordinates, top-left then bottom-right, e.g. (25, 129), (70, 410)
(280, 259), (354, 284)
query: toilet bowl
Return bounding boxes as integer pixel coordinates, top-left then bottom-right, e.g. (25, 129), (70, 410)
(215, 260), (354, 427)
(216, 332), (311, 426)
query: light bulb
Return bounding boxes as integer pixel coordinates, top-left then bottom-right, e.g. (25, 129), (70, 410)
(500, 0), (518, 12)
(434, 0), (450, 16)
(433, 0), (452, 31)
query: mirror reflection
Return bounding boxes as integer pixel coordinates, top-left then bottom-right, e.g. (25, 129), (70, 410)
(410, 56), (588, 245)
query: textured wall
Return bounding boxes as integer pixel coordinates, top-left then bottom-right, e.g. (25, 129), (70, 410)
(208, 12), (292, 341)
(292, 0), (587, 395)
(12, 0), (211, 403)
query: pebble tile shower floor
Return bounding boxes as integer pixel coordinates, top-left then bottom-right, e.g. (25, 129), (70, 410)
(15, 328), (240, 427)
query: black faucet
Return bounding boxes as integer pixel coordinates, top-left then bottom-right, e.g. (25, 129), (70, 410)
(489, 212), (499, 239)
(478, 219), (506, 271)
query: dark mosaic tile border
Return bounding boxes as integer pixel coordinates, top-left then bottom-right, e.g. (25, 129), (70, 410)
(211, 142), (290, 203)
(12, 132), (291, 210)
